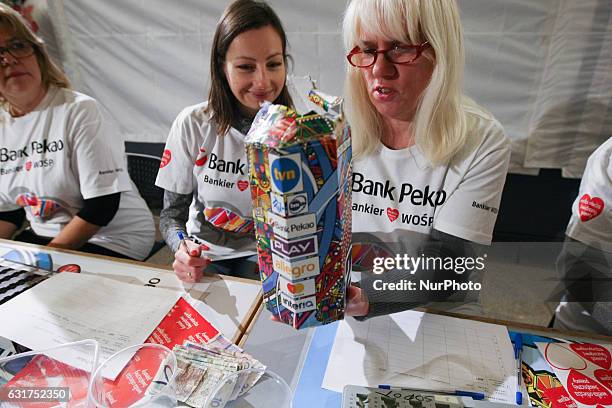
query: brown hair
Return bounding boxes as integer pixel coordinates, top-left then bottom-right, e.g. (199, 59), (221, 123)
(205, 0), (293, 135)
(0, 4), (70, 107)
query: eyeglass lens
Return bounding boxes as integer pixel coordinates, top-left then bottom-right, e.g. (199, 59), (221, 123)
(0, 41), (34, 59)
(349, 45), (422, 67)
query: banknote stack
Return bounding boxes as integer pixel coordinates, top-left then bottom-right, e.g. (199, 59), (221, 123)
(173, 342), (266, 407)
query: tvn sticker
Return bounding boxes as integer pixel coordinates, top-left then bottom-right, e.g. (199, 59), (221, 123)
(272, 253), (320, 281)
(271, 192), (308, 216)
(271, 235), (318, 259)
(279, 275), (316, 298)
(280, 292), (316, 313)
(269, 152), (303, 194)
(267, 211), (316, 240)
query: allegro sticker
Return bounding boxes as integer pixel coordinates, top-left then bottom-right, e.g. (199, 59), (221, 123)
(272, 253), (320, 280)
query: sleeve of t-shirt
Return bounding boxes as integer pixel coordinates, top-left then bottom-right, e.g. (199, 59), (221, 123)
(433, 120), (510, 245)
(155, 106), (203, 194)
(68, 99), (132, 200)
(565, 138), (612, 252)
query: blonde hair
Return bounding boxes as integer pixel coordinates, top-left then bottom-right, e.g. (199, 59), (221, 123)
(343, 0), (467, 165)
(0, 4), (70, 108)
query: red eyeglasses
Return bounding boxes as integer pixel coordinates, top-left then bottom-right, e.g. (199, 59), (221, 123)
(346, 41), (430, 68)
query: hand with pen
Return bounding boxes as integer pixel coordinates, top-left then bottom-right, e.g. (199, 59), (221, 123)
(172, 232), (212, 283)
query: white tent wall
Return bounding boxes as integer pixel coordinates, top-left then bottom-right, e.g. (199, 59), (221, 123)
(40, 0), (611, 178)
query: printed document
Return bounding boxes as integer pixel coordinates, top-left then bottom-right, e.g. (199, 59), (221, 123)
(0, 273), (182, 379)
(322, 311), (517, 404)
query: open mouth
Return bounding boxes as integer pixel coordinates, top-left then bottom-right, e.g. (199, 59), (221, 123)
(374, 86), (393, 95)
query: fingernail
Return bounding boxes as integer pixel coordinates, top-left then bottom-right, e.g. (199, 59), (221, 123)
(200, 244), (210, 250)
(190, 250), (198, 256)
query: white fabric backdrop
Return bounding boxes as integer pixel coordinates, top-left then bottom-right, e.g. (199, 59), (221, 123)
(44, 0), (611, 178)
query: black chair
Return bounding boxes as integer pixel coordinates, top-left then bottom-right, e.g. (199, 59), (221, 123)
(125, 142), (167, 259)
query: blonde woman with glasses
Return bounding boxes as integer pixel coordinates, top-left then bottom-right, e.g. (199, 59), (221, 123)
(344, 0), (511, 318)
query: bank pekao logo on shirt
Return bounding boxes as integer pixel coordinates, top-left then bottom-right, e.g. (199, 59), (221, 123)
(160, 149), (172, 168)
(352, 172), (447, 206)
(236, 180), (249, 191)
(195, 148), (208, 166)
(269, 152), (303, 194)
(25, 161), (32, 171)
(579, 194), (604, 222)
(207, 153), (246, 175)
(1, 139), (64, 163)
(386, 207), (399, 222)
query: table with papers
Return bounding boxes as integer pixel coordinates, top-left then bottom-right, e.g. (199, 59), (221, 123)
(242, 306), (612, 408)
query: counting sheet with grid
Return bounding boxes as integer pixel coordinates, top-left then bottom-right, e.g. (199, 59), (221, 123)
(322, 311), (517, 404)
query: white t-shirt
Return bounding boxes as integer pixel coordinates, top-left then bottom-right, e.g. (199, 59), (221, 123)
(555, 137), (612, 335)
(0, 87), (155, 260)
(565, 137), (612, 253)
(352, 104), (510, 245)
(155, 102), (256, 258)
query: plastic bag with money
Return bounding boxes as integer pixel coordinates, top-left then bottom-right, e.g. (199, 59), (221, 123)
(245, 88), (352, 329)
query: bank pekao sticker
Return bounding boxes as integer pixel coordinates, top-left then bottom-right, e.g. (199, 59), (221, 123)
(280, 292), (316, 313)
(267, 211), (316, 239)
(272, 253), (320, 281)
(271, 235), (318, 259)
(269, 152), (303, 194)
(279, 275), (316, 298)
(271, 192), (308, 216)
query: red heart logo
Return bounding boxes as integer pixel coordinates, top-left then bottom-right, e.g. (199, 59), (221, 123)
(386, 208), (399, 222)
(25, 161), (32, 171)
(237, 180), (249, 191)
(571, 343), (611, 369)
(594, 369), (612, 391)
(195, 148), (208, 167)
(566, 369), (612, 405)
(579, 194), (604, 222)
(160, 149), (172, 168)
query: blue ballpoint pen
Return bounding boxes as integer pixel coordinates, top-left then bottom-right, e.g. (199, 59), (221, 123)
(177, 231), (187, 249)
(514, 333), (524, 405)
(378, 385), (485, 400)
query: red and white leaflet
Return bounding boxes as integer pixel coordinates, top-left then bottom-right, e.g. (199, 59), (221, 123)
(537, 342), (612, 408)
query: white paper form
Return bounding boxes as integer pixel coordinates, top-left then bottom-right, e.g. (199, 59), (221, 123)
(0, 273), (181, 380)
(322, 311), (517, 404)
